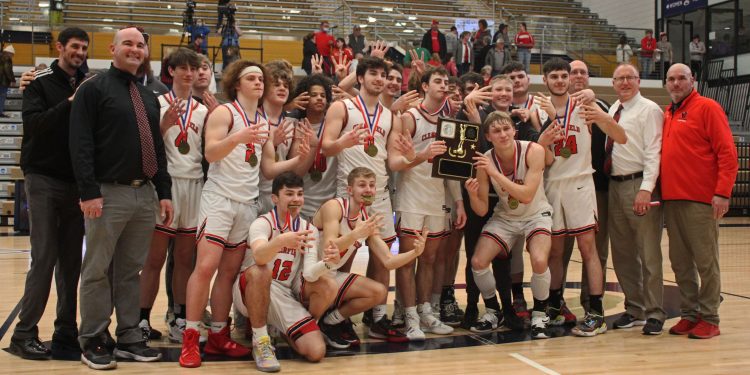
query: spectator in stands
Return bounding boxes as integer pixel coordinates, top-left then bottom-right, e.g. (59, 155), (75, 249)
(445, 53), (458, 76)
(187, 18), (210, 54)
(190, 34), (206, 55)
(315, 21), (335, 76)
(456, 31), (473, 76)
(639, 29), (656, 78)
(428, 52), (443, 67)
(421, 20), (447, 61)
(661, 63), (738, 340)
(348, 25), (366, 56)
(0, 44), (16, 117)
(515, 22), (534, 73)
(616, 35), (633, 64)
(493, 23), (510, 46)
(445, 26), (459, 63)
(331, 38), (353, 65)
(656, 32), (673, 81)
(486, 40), (510, 76)
(302, 32), (317, 75)
(689, 34), (706, 80)
(480, 65), (492, 86)
(473, 19), (492, 73)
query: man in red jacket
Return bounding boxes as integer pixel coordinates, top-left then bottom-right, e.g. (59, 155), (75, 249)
(639, 30), (656, 79)
(661, 63), (738, 339)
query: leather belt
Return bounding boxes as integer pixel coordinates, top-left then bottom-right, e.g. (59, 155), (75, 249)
(610, 171), (643, 182)
(111, 179), (148, 187)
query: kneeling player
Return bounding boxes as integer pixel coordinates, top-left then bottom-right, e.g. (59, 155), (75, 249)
(465, 111), (555, 338)
(235, 172), (340, 369)
(311, 167), (427, 347)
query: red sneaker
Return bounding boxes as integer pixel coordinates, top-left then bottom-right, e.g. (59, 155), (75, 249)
(688, 320), (720, 339)
(669, 318), (698, 335)
(179, 328), (202, 368)
(561, 303), (577, 324)
(204, 326), (251, 357)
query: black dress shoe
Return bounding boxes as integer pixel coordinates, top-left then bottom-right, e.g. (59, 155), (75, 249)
(9, 337), (51, 360)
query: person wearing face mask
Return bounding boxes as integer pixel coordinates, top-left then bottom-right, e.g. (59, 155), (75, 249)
(315, 21), (335, 76)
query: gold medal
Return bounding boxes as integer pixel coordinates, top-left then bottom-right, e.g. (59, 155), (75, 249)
(310, 170), (322, 182)
(366, 144), (378, 157)
(248, 153), (258, 167)
(560, 147), (572, 158)
(178, 141), (190, 155)
(508, 197), (520, 209)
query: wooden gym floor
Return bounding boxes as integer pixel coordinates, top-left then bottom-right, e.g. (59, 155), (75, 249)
(0, 217), (748, 374)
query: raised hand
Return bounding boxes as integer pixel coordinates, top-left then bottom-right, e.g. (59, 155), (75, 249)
(393, 133), (416, 160)
(510, 107), (531, 122)
(391, 90), (421, 113)
(534, 92), (557, 120)
(408, 49), (426, 76)
(538, 120), (564, 147)
(412, 227), (429, 256)
(202, 91), (220, 112)
(353, 213), (383, 239)
(472, 151), (498, 176)
(311, 54), (324, 74)
(464, 83), (492, 107)
(286, 91), (310, 111)
(332, 85), (353, 101)
(369, 40), (390, 59)
(462, 98), (481, 124)
(277, 229), (315, 251)
(464, 178), (480, 195)
(273, 118), (296, 147)
(417, 140), (448, 161)
(333, 54), (351, 81)
(323, 240), (341, 266)
(233, 123), (270, 145)
(340, 123), (368, 148)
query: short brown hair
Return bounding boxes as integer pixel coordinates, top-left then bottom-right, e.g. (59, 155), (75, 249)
(221, 60), (266, 102)
(489, 74), (512, 86)
(483, 111), (514, 134)
(347, 167), (376, 186)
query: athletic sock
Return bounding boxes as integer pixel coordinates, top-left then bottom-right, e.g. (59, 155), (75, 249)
(532, 298), (548, 312)
(210, 321), (227, 333)
(483, 296), (501, 312)
(530, 268), (551, 302)
(549, 288), (563, 310)
(493, 257), (514, 312)
(512, 282), (525, 301)
(185, 320), (201, 331)
(472, 267), (496, 300)
(431, 293), (441, 307)
(373, 304), (387, 322)
(252, 326), (269, 342)
(178, 304), (187, 320)
(405, 306), (419, 324)
(140, 307), (152, 322)
(324, 309), (346, 325)
(589, 294), (604, 315)
(441, 285), (452, 305)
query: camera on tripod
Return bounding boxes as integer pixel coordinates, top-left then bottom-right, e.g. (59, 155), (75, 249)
(183, 0), (197, 30)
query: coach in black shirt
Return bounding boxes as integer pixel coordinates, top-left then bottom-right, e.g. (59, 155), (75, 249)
(70, 26), (172, 370)
(10, 27), (89, 361)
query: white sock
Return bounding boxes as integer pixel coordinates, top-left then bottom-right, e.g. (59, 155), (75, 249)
(252, 326), (269, 342)
(373, 304), (387, 322)
(531, 268), (551, 301)
(324, 309), (346, 325)
(210, 321), (227, 333)
(472, 267), (497, 300)
(418, 302), (433, 315)
(405, 306), (419, 322)
(185, 320), (201, 331)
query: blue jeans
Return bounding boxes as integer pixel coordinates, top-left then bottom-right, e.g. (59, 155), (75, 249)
(639, 57), (653, 78)
(517, 48), (531, 73)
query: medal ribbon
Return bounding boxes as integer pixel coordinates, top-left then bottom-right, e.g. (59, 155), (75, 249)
(492, 141), (519, 182)
(258, 105), (285, 126)
(353, 95), (382, 151)
(232, 100), (260, 163)
(419, 98), (450, 117)
(555, 97), (576, 147)
(524, 94), (534, 110)
(271, 206), (300, 233)
(168, 91), (194, 147)
(311, 116), (327, 173)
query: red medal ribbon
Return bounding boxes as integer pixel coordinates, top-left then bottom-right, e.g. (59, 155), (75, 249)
(271, 206), (300, 233)
(231, 100), (261, 162)
(167, 91), (194, 147)
(353, 95), (382, 153)
(555, 97), (576, 147)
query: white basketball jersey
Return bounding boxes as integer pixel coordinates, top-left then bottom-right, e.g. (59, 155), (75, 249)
(158, 94), (207, 179)
(246, 210), (315, 289)
(538, 97), (595, 181)
(258, 109), (292, 202)
(486, 142), (552, 221)
(316, 197), (367, 276)
(395, 108), (446, 216)
(336, 97), (393, 197)
(202, 102), (266, 203)
(302, 119), (338, 219)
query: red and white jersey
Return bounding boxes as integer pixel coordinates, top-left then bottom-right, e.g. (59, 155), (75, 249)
(203, 102), (267, 203)
(158, 93), (207, 179)
(258, 109), (293, 201)
(316, 197), (367, 276)
(395, 107), (447, 216)
(485, 141), (551, 221)
(538, 97), (595, 181)
(521, 94), (541, 112)
(245, 209), (319, 289)
(335, 97), (393, 197)
(302, 118), (338, 219)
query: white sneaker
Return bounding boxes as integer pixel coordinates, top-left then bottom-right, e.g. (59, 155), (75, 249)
(531, 311), (551, 339)
(405, 314), (425, 341)
(169, 318), (185, 343)
(391, 300), (405, 328)
(470, 308), (501, 333)
(420, 314), (454, 335)
(431, 302), (440, 320)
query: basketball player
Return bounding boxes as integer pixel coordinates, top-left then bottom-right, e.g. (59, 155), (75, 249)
(311, 167), (428, 347)
(465, 111), (555, 338)
(234, 172), (341, 368)
(138, 48), (208, 343)
(179, 61), (310, 369)
(536, 58), (625, 337)
(321, 56), (404, 336)
(392, 67), (466, 340)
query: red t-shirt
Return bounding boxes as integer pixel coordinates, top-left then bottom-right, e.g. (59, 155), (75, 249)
(515, 31), (534, 49)
(315, 31), (334, 56)
(641, 36), (656, 57)
(431, 30), (440, 53)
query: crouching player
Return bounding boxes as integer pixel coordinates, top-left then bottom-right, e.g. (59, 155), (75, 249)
(311, 167), (427, 347)
(233, 172), (341, 371)
(465, 111), (556, 338)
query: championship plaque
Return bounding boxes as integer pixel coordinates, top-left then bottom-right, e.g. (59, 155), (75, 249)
(431, 117), (480, 181)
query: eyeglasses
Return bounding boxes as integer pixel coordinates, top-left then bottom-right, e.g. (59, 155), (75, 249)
(613, 76), (638, 83)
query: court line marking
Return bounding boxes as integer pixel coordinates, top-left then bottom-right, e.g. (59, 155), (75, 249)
(509, 353), (561, 375)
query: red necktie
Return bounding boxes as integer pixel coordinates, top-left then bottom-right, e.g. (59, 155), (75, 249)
(603, 104), (624, 175)
(464, 44), (469, 63)
(129, 81), (158, 178)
